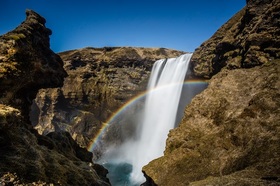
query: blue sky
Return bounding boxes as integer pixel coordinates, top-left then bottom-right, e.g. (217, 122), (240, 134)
(1, 0), (246, 53)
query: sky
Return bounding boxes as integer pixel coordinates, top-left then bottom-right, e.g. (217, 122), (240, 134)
(1, 0), (246, 53)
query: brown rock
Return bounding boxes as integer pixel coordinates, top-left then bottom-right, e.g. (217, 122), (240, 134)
(190, 0), (280, 78)
(31, 47), (185, 148)
(0, 10), (110, 185)
(143, 1), (280, 184)
(0, 10), (67, 121)
(0, 104), (110, 185)
(143, 60), (280, 185)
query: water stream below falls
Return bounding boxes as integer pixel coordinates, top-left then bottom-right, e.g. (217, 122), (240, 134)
(95, 53), (208, 185)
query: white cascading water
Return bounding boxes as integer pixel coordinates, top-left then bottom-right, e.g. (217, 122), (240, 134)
(129, 53), (192, 184)
(97, 53), (194, 185)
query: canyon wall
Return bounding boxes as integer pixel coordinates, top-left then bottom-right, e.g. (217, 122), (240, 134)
(31, 47), (185, 148)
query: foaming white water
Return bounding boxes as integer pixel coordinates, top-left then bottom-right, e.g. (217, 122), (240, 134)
(129, 53), (192, 183)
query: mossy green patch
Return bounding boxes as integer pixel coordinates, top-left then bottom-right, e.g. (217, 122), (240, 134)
(5, 33), (26, 41)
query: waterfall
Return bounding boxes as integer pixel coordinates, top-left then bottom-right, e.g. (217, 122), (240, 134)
(129, 53), (192, 183)
(96, 53), (195, 185)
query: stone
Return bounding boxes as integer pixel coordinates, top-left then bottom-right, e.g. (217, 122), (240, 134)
(190, 0), (280, 78)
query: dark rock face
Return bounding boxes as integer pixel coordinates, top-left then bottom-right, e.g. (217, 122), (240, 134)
(31, 47), (185, 147)
(0, 10), (110, 185)
(143, 60), (280, 185)
(190, 0), (280, 78)
(0, 10), (67, 121)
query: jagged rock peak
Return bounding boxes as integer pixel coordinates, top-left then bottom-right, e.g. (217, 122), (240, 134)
(0, 10), (67, 121)
(26, 9), (47, 25)
(8, 9), (52, 47)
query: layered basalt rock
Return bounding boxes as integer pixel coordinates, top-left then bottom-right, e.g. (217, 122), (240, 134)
(0, 10), (110, 185)
(31, 47), (185, 148)
(190, 0), (280, 78)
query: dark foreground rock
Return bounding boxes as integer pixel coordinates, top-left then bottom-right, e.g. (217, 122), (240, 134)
(143, 59), (280, 186)
(0, 104), (109, 185)
(31, 47), (185, 148)
(0, 10), (110, 185)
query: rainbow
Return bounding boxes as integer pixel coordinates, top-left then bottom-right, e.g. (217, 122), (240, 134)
(87, 79), (208, 152)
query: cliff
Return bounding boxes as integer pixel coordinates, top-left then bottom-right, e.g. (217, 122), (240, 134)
(0, 10), (110, 185)
(0, 10), (67, 121)
(143, 0), (280, 185)
(190, 0), (280, 78)
(31, 47), (185, 148)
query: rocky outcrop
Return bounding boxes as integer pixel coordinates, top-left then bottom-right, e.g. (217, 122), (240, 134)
(0, 10), (67, 121)
(31, 47), (185, 147)
(143, 59), (280, 186)
(0, 104), (109, 185)
(143, 0), (280, 185)
(0, 10), (110, 185)
(190, 0), (280, 78)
